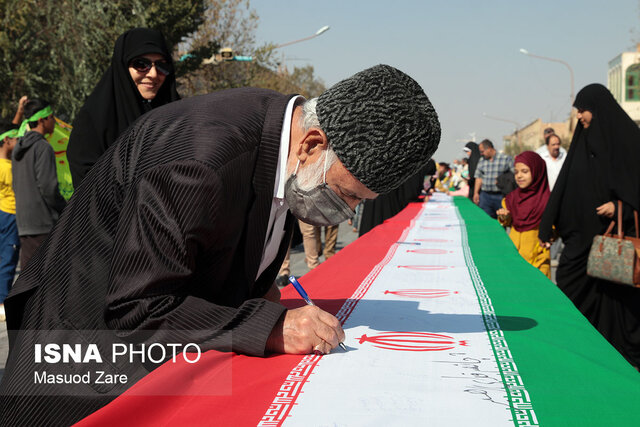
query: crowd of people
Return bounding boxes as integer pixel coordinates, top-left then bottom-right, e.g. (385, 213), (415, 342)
(427, 84), (640, 369)
(293, 89), (640, 373)
(0, 29), (178, 322)
(0, 23), (637, 425)
(0, 25), (443, 423)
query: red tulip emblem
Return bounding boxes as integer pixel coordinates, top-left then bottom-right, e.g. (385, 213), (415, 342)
(384, 289), (459, 298)
(358, 331), (468, 351)
(406, 248), (450, 255)
(397, 265), (452, 271)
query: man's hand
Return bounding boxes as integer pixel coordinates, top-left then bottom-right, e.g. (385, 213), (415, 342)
(266, 305), (345, 355)
(18, 95), (28, 111)
(12, 95), (29, 125)
(596, 202), (615, 218)
(473, 193), (480, 204)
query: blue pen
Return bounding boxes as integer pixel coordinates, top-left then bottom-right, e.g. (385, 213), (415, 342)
(289, 276), (347, 351)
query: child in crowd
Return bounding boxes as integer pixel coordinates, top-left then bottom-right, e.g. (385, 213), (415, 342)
(447, 169), (469, 197)
(496, 151), (551, 278)
(0, 129), (20, 321)
(434, 162), (453, 192)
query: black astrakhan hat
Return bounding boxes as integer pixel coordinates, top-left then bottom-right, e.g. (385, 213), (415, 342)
(317, 64), (440, 194)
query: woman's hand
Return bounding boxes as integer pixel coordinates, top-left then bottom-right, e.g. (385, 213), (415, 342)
(539, 239), (552, 249)
(596, 202), (615, 218)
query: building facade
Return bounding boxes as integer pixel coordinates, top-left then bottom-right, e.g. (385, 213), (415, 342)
(503, 117), (573, 155)
(608, 45), (640, 124)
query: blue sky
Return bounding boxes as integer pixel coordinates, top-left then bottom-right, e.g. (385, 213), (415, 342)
(252, 0), (640, 161)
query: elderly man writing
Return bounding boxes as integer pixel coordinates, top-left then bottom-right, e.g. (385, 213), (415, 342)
(0, 65), (440, 425)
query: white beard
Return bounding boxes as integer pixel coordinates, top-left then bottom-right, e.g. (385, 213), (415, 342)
(288, 148), (338, 191)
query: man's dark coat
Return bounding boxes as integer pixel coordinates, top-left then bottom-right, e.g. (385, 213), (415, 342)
(0, 88), (296, 425)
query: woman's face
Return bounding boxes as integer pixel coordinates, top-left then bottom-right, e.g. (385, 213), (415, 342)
(128, 53), (168, 100)
(576, 108), (593, 128)
(514, 162), (533, 189)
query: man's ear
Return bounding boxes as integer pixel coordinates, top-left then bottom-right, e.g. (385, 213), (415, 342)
(296, 128), (328, 163)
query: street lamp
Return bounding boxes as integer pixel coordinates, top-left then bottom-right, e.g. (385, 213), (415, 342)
(275, 26), (331, 49)
(200, 26), (330, 65)
(519, 48), (576, 130)
(482, 113), (521, 151)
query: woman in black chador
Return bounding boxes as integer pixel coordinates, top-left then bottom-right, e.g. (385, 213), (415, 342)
(358, 160), (435, 236)
(464, 141), (480, 201)
(67, 28), (180, 187)
(539, 83), (640, 367)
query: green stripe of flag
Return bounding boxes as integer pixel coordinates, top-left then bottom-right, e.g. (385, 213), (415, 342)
(454, 196), (640, 426)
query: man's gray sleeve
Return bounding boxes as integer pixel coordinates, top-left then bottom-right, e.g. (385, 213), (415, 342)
(33, 142), (66, 213)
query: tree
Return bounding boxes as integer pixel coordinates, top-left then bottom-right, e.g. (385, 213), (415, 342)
(0, 0), (327, 125)
(177, 0), (269, 95)
(177, 0), (326, 98)
(288, 65), (326, 98)
(0, 0), (205, 122)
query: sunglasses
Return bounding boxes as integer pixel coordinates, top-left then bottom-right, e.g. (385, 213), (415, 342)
(129, 57), (173, 76)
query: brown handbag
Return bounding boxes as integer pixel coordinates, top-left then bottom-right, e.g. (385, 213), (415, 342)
(586, 201), (640, 287)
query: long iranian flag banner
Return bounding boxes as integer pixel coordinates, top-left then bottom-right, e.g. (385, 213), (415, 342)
(79, 195), (640, 427)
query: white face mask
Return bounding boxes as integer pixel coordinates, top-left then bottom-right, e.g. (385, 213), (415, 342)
(284, 151), (355, 227)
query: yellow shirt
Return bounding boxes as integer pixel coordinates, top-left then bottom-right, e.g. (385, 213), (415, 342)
(0, 158), (16, 214)
(498, 199), (550, 278)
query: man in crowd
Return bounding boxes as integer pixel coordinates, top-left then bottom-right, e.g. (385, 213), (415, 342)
(0, 64), (441, 425)
(298, 221), (339, 270)
(11, 99), (66, 268)
(536, 128), (567, 261)
(473, 139), (513, 218)
(535, 130), (566, 191)
(275, 220), (339, 287)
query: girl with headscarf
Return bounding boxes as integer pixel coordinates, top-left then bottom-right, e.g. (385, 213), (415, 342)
(497, 151), (551, 277)
(67, 28), (180, 187)
(539, 83), (640, 367)
(463, 141), (480, 201)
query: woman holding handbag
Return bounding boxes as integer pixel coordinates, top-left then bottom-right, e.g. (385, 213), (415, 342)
(539, 84), (640, 367)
